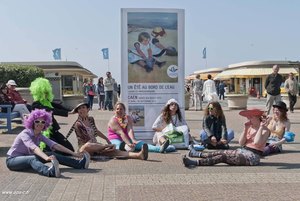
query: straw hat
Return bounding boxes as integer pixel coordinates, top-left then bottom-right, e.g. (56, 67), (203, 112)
(239, 109), (264, 118)
(151, 27), (166, 37)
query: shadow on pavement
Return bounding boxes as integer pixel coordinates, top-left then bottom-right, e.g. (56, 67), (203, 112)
(61, 168), (102, 174)
(0, 147), (9, 157)
(260, 162), (300, 169)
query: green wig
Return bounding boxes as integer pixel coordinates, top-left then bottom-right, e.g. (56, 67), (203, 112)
(30, 77), (54, 108)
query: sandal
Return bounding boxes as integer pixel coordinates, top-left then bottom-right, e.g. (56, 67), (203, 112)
(141, 143), (148, 160)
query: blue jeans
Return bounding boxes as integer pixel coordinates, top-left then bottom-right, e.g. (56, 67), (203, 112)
(6, 152), (85, 177)
(200, 129), (234, 143)
(104, 91), (113, 110)
(87, 95), (94, 109)
(110, 139), (161, 153)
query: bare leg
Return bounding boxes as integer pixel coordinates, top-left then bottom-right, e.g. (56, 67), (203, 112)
(80, 142), (148, 160)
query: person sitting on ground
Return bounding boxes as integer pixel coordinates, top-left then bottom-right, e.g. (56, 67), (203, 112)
(6, 80), (32, 111)
(0, 83), (30, 121)
(30, 77), (75, 153)
(183, 108), (270, 167)
(263, 101), (291, 156)
(152, 98), (191, 151)
(65, 102), (148, 160)
(6, 109), (90, 178)
(200, 101), (234, 149)
(108, 102), (164, 153)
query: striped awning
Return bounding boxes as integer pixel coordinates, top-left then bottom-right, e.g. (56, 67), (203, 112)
(215, 67), (298, 80)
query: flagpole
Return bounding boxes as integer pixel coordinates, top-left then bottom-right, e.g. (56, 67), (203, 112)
(107, 58), (110, 71)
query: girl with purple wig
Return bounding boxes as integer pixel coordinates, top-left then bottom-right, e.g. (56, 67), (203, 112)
(6, 109), (90, 178)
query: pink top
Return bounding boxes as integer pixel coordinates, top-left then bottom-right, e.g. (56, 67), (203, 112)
(107, 116), (130, 141)
(244, 127), (265, 152)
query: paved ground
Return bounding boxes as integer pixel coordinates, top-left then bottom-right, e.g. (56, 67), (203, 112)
(0, 97), (300, 201)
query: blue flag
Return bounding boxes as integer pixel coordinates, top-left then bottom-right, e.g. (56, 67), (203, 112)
(202, 47), (206, 59)
(101, 48), (109, 59)
(52, 48), (61, 60)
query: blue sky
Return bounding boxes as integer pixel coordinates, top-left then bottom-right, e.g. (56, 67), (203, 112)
(1, 0), (300, 83)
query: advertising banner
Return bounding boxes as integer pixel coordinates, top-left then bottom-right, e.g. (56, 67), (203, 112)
(121, 8), (185, 139)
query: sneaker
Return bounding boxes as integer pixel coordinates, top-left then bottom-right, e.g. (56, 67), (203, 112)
(182, 155), (198, 167)
(80, 152), (90, 169)
(49, 159), (60, 178)
(188, 147), (202, 158)
(159, 139), (170, 153)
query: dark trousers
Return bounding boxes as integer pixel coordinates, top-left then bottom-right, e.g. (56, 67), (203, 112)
(288, 93), (297, 112)
(104, 91), (113, 110)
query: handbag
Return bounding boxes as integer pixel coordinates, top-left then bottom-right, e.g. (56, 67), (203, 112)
(88, 90), (95, 96)
(162, 123), (184, 144)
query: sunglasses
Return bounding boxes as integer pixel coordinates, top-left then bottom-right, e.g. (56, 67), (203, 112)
(208, 107), (214, 111)
(34, 120), (46, 124)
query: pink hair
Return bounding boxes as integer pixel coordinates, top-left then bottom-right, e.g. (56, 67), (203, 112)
(24, 109), (52, 130)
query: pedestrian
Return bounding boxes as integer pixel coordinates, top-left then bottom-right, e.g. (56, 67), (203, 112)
(284, 72), (299, 113)
(6, 109), (90, 178)
(264, 65), (283, 115)
(104, 71), (115, 111)
(219, 81), (225, 100)
(96, 77), (105, 110)
(192, 74), (203, 111)
(85, 78), (96, 110)
(202, 74), (218, 103)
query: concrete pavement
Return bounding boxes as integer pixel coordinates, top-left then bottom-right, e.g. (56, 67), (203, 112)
(0, 98), (300, 201)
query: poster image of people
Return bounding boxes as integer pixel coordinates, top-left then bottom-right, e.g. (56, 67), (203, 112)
(127, 12), (178, 83)
(121, 8), (184, 140)
(129, 105), (145, 127)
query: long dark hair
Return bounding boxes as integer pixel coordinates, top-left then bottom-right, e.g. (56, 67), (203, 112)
(204, 101), (225, 120)
(162, 102), (182, 124)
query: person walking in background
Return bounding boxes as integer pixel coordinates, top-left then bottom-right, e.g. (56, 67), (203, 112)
(104, 71), (115, 111)
(219, 81), (225, 100)
(192, 74), (203, 111)
(96, 77), (105, 110)
(85, 79), (96, 110)
(264, 65), (283, 115)
(284, 72), (299, 113)
(202, 74), (218, 103)
(117, 84), (121, 99)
